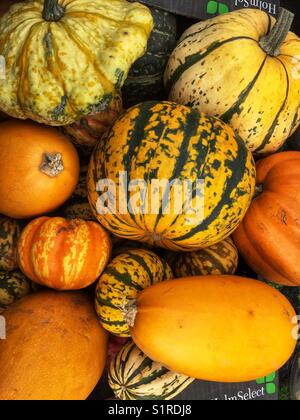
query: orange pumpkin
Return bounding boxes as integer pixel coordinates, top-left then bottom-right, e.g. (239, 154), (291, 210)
(18, 217), (111, 290)
(0, 290), (108, 400)
(0, 120), (79, 219)
(126, 276), (297, 382)
(233, 151), (300, 286)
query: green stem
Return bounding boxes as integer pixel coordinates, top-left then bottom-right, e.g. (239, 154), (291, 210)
(42, 0), (65, 22)
(259, 8), (294, 57)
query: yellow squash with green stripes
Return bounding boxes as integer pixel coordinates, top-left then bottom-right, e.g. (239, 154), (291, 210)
(0, 0), (153, 125)
(95, 249), (173, 337)
(166, 237), (238, 278)
(88, 101), (256, 251)
(165, 9), (300, 155)
(109, 341), (194, 400)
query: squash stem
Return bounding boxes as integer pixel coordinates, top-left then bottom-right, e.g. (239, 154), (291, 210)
(259, 8), (294, 57)
(40, 153), (64, 177)
(42, 0), (65, 22)
(254, 184), (264, 198)
(124, 299), (138, 328)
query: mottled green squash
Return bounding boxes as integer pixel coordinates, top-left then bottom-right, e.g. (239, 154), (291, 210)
(123, 7), (177, 107)
(95, 249), (173, 337)
(109, 341), (194, 400)
(0, 217), (22, 271)
(0, 270), (31, 313)
(166, 237), (238, 277)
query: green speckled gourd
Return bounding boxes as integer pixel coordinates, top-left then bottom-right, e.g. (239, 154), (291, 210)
(109, 340), (194, 400)
(0, 0), (153, 125)
(95, 249), (173, 337)
(0, 217), (22, 271)
(166, 237), (238, 277)
(123, 7), (177, 107)
(0, 270), (31, 313)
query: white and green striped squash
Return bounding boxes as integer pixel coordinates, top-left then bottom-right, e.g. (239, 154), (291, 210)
(108, 341), (194, 400)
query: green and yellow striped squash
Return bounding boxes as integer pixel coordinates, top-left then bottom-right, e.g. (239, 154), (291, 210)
(164, 9), (300, 155)
(0, 217), (22, 271)
(108, 340), (194, 400)
(95, 249), (173, 337)
(166, 237), (238, 278)
(88, 101), (256, 251)
(0, 270), (31, 313)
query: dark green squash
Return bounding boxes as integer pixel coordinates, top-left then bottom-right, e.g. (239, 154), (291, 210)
(122, 7), (177, 107)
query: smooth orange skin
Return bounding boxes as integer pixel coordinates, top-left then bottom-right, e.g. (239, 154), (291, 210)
(131, 276), (297, 383)
(233, 151), (300, 286)
(0, 120), (79, 219)
(17, 217), (111, 290)
(0, 291), (108, 400)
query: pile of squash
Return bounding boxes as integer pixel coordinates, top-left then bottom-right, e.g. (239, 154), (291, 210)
(0, 0), (300, 401)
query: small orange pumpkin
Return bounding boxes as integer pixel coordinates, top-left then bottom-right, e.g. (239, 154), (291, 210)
(0, 120), (79, 219)
(233, 151), (300, 286)
(17, 217), (111, 290)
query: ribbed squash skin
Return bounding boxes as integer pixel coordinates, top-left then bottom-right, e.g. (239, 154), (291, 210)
(0, 270), (31, 313)
(0, 217), (21, 271)
(88, 101), (256, 251)
(95, 249), (173, 337)
(233, 152), (300, 286)
(0, 0), (153, 125)
(0, 291), (108, 400)
(166, 237), (238, 277)
(129, 276), (297, 382)
(109, 341), (193, 400)
(164, 9), (300, 155)
(18, 217), (111, 290)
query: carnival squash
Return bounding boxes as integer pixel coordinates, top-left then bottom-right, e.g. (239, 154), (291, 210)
(62, 93), (123, 154)
(0, 291), (108, 400)
(233, 151), (300, 286)
(0, 217), (22, 271)
(95, 248), (173, 337)
(165, 9), (300, 155)
(0, 121), (79, 219)
(0, 270), (31, 313)
(109, 340), (194, 400)
(0, 0), (153, 125)
(18, 217), (111, 290)
(88, 101), (256, 251)
(126, 276), (297, 382)
(166, 237), (238, 277)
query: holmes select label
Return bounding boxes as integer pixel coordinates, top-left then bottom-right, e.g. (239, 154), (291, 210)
(140, 0), (280, 18)
(175, 373), (279, 400)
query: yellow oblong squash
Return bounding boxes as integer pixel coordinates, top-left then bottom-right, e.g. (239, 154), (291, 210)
(128, 276), (297, 383)
(0, 291), (108, 400)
